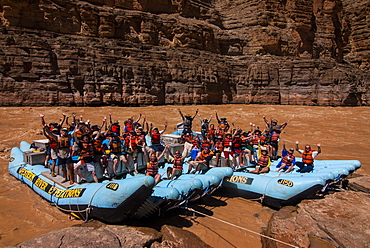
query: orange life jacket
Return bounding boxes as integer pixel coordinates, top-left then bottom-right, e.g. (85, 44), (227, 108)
(302, 150), (314, 164)
(258, 155), (270, 167)
(197, 151), (213, 165)
(125, 135), (138, 151)
(110, 139), (121, 153)
(80, 142), (94, 158)
(93, 139), (105, 154)
(173, 156), (183, 170)
(252, 135), (261, 145)
(270, 131), (280, 142)
(146, 160), (158, 176)
(58, 135), (70, 149)
(223, 138), (232, 148)
(281, 154), (295, 166)
(214, 141), (224, 151)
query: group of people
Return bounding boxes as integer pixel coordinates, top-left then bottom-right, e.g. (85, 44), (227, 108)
(39, 109), (321, 184)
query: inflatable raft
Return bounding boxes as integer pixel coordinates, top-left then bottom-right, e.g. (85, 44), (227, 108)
(9, 142), (156, 223)
(133, 165), (233, 218)
(222, 158), (361, 208)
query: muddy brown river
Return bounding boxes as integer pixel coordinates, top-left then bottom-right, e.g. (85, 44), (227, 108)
(0, 104), (369, 247)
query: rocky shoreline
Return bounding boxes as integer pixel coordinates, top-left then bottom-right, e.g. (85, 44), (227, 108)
(9, 173), (370, 248)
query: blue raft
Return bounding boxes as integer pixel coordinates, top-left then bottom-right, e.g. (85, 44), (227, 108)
(222, 158), (361, 208)
(9, 142), (156, 223)
(132, 165), (233, 218)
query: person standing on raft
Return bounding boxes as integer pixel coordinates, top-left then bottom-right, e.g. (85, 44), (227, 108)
(295, 141), (321, 173)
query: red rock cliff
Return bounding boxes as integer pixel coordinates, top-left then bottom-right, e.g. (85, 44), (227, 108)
(0, 0), (369, 106)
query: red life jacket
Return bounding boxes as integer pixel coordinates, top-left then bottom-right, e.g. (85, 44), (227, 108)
(191, 139), (200, 148)
(258, 155), (270, 167)
(208, 128), (216, 136)
(173, 156), (183, 170)
(125, 135), (138, 151)
(146, 160), (158, 176)
(137, 135), (146, 146)
(302, 150), (314, 164)
(125, 123), (133, 133)
(223, 138), (232, 148)
(232, 137), (242, 150)
(241, 137), (249, 147)
(47, 133), (59, 149)
(215, 130), (224, 138)
(111, 124), (120, 133)
(281, 154), (295, 166)
(252, 135), (261, 145)
(151, 131), (161, 144)
(270, 131), (280, 142)
(201, 140), (211, 149)
(214, 141), (224, 151)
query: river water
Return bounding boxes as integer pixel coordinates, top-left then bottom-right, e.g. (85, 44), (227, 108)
(1, 104), (369, 247)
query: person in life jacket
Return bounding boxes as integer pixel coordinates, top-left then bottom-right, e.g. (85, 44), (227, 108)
(276, 145), (296, 173)
(187, 146), (214, 174)
(167, 150), (186, 179)
(199, 114), (212, 140)
(44, 127), (74, 184)
(248, 149), (271, 174)
(178, 108), (198, 136)
(241, 131), (254, 165)
(40, 113), (66, 169)
(123, 114), (142, 134)
(223, 133), (234, 167)
(108, 132), (127, 178)
(295, 141), (321, 173)
(263, 116), (291, 159)
(212, 136), (224, 167)
(207, 123), (216, 142)
(74, 134), (99, 183)
(143, 145), (168, 184)
(149, 123), (167, 155)
(123, 130), (140, 173)
(215, 111), (230, 133)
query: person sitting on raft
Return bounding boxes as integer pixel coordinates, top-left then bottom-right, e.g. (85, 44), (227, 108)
(143, 145), (168, 184)
(187, 146), (214, 174)
(248, 148), (271, 174)
(74, 133), (99, 183)
(295, 141), (321, 173)
(276, 143), (296, 173)
(167, 150), (186, 179)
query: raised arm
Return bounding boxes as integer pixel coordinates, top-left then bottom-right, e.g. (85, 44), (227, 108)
(135, 113), (142, 123)
(40, 113), (46, 127)
(192, 109), (199, 119)
(317, 142), (321, 154)
(109, 112), (113, 125)
(157, 146), (168, 161)
(262, 115), (269, 125)
(59, 113), (66, 128)
(178, 109), (185, 120)
(198, 114), (203, 123)
(215, 111), (220, 122)
(295, 141), (302, 154)
(161, 122), (168, 134)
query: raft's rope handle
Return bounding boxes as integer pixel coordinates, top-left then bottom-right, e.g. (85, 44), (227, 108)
(184, 206), (299, 248)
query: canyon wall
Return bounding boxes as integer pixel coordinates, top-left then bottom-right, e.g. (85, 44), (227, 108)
(0, 0), (369, 106)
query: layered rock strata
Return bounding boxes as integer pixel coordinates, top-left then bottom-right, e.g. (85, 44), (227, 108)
(0, 0), (369, 106)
